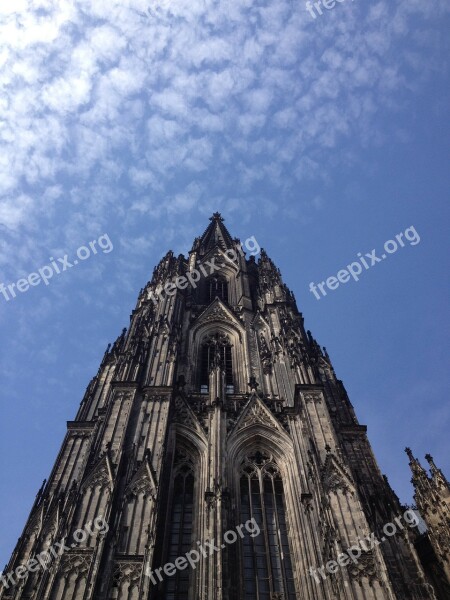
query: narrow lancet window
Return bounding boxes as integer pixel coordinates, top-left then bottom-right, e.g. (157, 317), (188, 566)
(199, 333), (234, 393)
(204, 276), (228, 304)
(239, 452), (296, 599)
(165, 465), (195, 600)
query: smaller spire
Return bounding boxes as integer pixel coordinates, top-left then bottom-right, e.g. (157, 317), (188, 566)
(425, 453), (449, 486)
(405, 447), (430, 487)
(405, 447), (424, 472)
(425, 453), (436, 469)
(405, 447), (414, 461)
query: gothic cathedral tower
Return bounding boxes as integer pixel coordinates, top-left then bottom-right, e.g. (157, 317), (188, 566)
(0, 214), (439, 599)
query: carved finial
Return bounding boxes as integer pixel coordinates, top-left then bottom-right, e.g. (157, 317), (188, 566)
(405, 447), (414, 461)
(210, 212), (224, 222)
(248, 376), (259, 391)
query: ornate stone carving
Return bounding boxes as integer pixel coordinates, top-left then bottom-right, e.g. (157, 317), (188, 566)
(173, 448), (195, 473)
(258, 332), (273, 374)
(234, 398), (282, 433)
(200, 303), (233, 324)
(145, 394), (168, 402)
(226, 396), (248, 432)
(173, 395), (207, 434)
(127, 472), (153, 498)
(81, 455), (112, 491)
(321, 454), (353, 495)
(113, 559), (143, 587)
(58, 550), (92, 577)
(114, 390), (133, 404)
(303, 392), (322, 404)
(347, 550), (378, 582)
(241, 402), (274, 428)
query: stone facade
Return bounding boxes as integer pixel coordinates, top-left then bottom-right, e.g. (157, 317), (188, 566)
(0, 213), (447, 599)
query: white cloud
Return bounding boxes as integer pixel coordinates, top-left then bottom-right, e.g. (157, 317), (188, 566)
(0, 0), (447, 279)
(0, 194), (33, 230)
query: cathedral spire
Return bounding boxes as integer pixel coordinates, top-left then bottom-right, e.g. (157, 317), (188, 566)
(1, 216), (446, 600)
(191, 212), (235, 253)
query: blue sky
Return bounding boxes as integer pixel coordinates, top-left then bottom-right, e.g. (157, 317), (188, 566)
(0, 0), (449, 568)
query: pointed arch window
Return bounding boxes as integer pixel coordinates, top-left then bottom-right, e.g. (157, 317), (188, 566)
(165, 458), (195, 600)
(204, 275), (228, 304)
(239, 452), (296, 600)
(199, 332), (234, 394)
